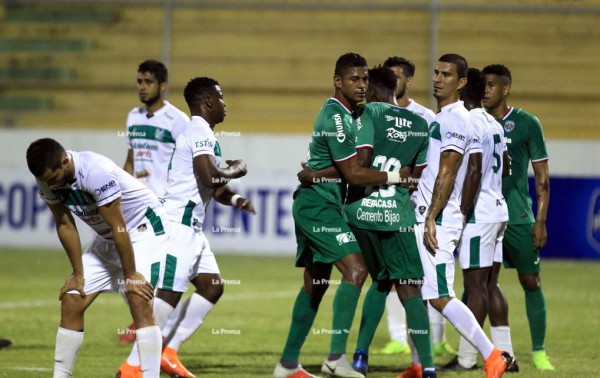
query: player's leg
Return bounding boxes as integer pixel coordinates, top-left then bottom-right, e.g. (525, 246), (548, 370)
(488, 222), (518, 371)
(505, 223), (553, 370)
(389, 227), (435, 378)
(443, 223), (494, 371)
(379, 288), (410, 355)
(55, 237), (110, 378)
(420, 224), (513, 378)
(350, 227), (391, 374)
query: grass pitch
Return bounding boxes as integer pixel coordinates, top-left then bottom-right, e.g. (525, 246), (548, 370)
(0, 248), (597, 377)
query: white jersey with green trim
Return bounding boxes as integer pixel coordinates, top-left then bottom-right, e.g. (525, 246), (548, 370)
(126, 101), (190, 197)
(467, 108), (509, 223)
(162, 116), (222, 232)
(414, 101), (482, 228)
(37, 150), (166, 241)
(404, 99), (436, 126)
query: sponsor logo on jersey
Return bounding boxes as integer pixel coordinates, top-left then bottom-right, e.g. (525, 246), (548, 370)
(195, 138), (214, 148)
(385, 115), (412, 128)
(504, 120), (515, 133)
(154, 128), (165, 141)
(333, 113), (346, 143)
(386, 127), (408, 143)
(94, 180), (116, 195)
(586, 188), (600, 255)
(335, 232), (356, 245)
(355, 117), (362, 131)
(445, 131), (466, 141)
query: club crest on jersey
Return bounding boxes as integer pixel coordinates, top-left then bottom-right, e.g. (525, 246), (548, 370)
(504, 120), (515, 133)
(155, 128), (165, 141)
(586, 188), (600, 255)
(418, 206), (426, 215)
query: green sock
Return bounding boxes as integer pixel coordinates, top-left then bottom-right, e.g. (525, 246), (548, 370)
(403, 295), (434, 368)
(355, 283), (388, 351)
(525, 288), (547, 351)
(281, 288), (318, 362)
(330, 282), (361, 354)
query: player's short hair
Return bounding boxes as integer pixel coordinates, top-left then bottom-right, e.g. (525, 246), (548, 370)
(184, 77), (220, 108)
(482, 64), (512, 85)
(368, 65), (397, 92)
(26, 138), (66, 177)
(335, 53), (368, 77)
(383, 56), (415, 78)
(439, 53), (468, 79)
(463, 68), (486, 104)
(138, 59), (168, 83)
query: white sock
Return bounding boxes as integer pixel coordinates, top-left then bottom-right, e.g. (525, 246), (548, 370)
(491, 326), (514, 356)
(457, 336), (478, 368)
(442, 299), (494, 359)
(126, 298), (175, 366)
(166, 293), (215, 350)
(136, 325), (162, 377)
(385, 292), (407, 343)
(162, 300), (183, 338)
(408, 334), (421, 365)
(54, 327), (84, 378)
(428, 302), (446, 344)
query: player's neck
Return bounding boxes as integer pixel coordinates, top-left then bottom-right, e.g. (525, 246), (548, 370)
(387, 96), (399, 107)
(488, 102), (510, 119)
(145, 99), (165, 115)
(436, 92), (460, 111)
(397, 94), (410, 107)
(333, 95), (355, 111)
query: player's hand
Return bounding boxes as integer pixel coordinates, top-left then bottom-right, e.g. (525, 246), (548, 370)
(397, 166), (414, 191)
(297, 162), (315, 187)
(59, 273), (86, 300)
(533, 220), (547, 249)
(424, 218), (438, 256)
(124, 272), (154, 302)
(234, 197), (256, 215)
(226, 159), (248, 178)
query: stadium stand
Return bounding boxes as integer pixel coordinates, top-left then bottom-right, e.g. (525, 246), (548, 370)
(0, 2), (598, 138)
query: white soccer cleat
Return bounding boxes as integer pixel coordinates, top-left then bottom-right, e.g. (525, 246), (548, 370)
(273, 362), (321, 378)
(321, 355), (366, 378)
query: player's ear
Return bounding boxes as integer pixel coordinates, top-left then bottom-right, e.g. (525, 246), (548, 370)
(159, 81), (167, 94)
(333, 75), (342, 90)
(504, 84), (511, 97)
(457, 77), (467, 91)
(406, 76), (414, 89)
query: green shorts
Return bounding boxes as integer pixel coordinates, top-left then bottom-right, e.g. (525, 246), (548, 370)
(350, 225), (424, 282)
(502, 223), (540, 275)
(293, 189), (360, 268)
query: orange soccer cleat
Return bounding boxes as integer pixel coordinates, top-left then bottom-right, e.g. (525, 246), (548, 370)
(396, 363), (422, 378)
(161, 346), (196, 378)
(115, 361), (142, 378)
(484, 348), (514, 378)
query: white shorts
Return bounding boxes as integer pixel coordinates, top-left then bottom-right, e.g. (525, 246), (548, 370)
(493, 222), (507, 263)
(163, 222), (220, 293)
(458, 222), (507, 269)
(415, 223), (462, 300)
(75, 230), (169, 295)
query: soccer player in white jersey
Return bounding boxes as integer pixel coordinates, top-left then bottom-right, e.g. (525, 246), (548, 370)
(400, 54), (513, 378)
(149, 76), (250, 378)
(123, 59), (190, 197)
(26, 138), (167, 378)
(120, 60), (191, 345)
(380, 56), (455, 359)
(441, 68), (516, 372)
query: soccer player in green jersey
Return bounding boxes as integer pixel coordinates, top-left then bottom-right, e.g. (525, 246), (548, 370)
(342, 66), (435, 377)
(274, 53), (405, 378)
(482, 64), (553, 371)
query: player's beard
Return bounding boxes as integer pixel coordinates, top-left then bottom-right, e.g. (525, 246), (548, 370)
(141, 92), (161, 108)
(396, 86), (407, 101)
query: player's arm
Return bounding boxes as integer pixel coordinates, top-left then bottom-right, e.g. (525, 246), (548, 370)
(424, 150), (463, 253)
(502, 151), (511, 177)
(98, 198), (154, 301)
(123, 149), (134, 175)
(532, 160), (550, 249)
(334, 155), (402, 186)
(48, 202), (86, 299)
(460, 151), (482, 216)
(193, 155), (247, 189)
(213, 185), (256, 214)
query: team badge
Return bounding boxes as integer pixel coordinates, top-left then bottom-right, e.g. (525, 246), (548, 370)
(504, 120), (515, 133)
(586, 188), (600, 255)
(418, 206), (426, 215)
(155, 128), (165, 141)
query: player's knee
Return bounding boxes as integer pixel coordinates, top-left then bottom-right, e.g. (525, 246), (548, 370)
(348, 263), (368, 287)
(519, 274), (541, 291)
(61, 294), (86, 316)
